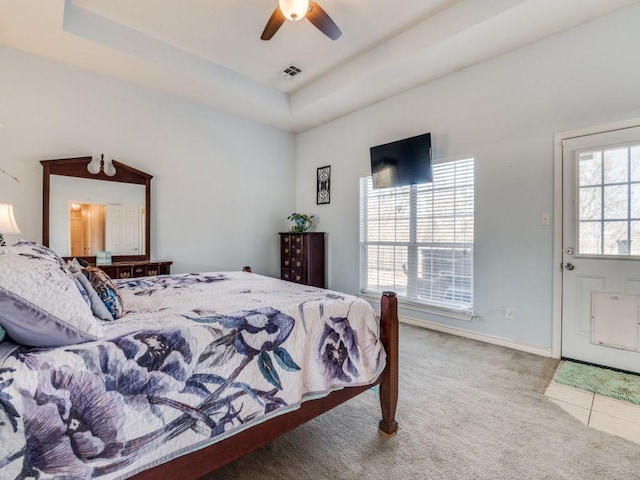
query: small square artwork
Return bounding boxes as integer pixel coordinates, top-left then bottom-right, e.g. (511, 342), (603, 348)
(317, 165), (330, 205)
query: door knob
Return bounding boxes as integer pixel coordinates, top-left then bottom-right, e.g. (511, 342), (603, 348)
(563, 262), (575, 271)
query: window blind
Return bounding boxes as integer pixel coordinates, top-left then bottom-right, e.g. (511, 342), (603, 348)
(360, 158), (474, 310)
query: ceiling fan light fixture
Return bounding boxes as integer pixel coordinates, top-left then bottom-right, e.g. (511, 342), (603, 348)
(279, 0), (310, 21)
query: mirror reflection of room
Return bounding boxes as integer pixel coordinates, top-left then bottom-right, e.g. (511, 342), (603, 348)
(69, 202), (144, 256)
(69, 203), (105, 256)
(49, 174), (146, 257)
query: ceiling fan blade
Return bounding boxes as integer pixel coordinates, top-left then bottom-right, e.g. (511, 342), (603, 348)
(307, 1), (342, 40)
(261, 7), (286, 40)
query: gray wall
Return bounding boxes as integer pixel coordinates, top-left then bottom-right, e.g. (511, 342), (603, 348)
(293, 4), (640, 353)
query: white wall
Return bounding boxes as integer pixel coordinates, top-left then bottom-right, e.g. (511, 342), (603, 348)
(0, 46), (296, 276)
(295, 4), (640, 351)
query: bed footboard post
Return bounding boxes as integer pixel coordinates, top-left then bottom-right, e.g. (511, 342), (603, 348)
(378, 291), (399, 436)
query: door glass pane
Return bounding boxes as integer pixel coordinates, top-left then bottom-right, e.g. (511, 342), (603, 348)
(630, 221), (640, 255)
(604, 147), (628, 184)
(579, 187), (601, 220)
(579, 221), (602, 255)
(631, 184), (640, 218)
(579, 151), (602, 186)
(604, 185), (628, 219)
(603, 221), (628, 254)
(631, 146), (640, 181)
(576, 142), (640, 256)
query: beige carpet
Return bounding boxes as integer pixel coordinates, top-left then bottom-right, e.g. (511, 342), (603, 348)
(207, 324), (640, 479)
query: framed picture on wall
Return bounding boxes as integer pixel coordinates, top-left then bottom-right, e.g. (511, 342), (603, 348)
(317, 165), (331, 205)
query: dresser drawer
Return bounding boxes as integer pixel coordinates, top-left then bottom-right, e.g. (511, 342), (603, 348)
(145, 265), (159, 276)
(98, 265), (133, 278)
(133, 265), (146, 277)
(290, 269), (304, 283)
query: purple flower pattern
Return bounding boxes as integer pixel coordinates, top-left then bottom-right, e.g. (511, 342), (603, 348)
(0, 273), (382, 479)
(3, 310), (299, 478)
(214, 307), (295, 356)
(318, 316), (361, 383)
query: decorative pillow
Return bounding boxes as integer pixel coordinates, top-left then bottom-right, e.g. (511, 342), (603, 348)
(73, 271), (114, 321)
(0, 249), (102, 346)
(82, 266), (124, 320)
(66, 257), (85, 274)
(71, 274), (92, 309)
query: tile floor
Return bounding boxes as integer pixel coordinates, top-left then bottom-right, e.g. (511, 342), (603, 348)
(545, 364), (640, 444)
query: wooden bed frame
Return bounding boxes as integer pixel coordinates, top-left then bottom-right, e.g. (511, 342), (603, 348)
(131, 291), (399, 479)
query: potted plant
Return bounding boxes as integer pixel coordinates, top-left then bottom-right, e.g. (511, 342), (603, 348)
(287, 213), (313, 233)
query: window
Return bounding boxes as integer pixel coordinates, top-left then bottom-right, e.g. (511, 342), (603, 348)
(577, 143), (640, 256)
(359, 158), (474, 312)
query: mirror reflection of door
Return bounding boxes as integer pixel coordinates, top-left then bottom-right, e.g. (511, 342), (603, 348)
(106, 205), (142, 255)
(69, 203), (106, 256)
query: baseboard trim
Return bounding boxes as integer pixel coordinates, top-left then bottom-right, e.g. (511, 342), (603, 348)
(399, 315), (553, 358)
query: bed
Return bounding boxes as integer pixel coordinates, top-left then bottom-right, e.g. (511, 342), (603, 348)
(0, 241), (398, 479)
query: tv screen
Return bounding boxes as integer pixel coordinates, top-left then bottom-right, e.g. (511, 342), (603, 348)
(370, 133), (432, 188)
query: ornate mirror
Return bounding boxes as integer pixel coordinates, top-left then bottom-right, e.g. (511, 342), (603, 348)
(41, 157), (152, 263)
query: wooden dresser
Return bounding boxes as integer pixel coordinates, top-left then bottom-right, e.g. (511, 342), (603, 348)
(279, 232), (325, 288)
(97, 261), (173, 279)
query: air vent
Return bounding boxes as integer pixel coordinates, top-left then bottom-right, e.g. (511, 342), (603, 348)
(280, 65), (302, 78)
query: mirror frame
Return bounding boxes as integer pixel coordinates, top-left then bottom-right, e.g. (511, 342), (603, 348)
(41, 156), (152, 263)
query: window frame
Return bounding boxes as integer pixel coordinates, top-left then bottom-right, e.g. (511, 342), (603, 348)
(359, 156), (475, 318)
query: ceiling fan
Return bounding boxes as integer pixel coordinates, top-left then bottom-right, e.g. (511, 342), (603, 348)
(261, 0), (342, 41)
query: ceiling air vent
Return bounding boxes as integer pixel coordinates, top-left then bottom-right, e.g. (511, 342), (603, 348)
(280, 65), (302, 78)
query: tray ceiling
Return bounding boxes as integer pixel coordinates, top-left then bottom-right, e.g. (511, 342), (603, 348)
(1, 0), (637, 132)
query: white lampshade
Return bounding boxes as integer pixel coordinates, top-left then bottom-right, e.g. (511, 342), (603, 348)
(0, 203), (21, 235)
(279, 0), (309, 21)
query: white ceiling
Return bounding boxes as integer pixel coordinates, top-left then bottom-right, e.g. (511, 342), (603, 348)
(1, 0), (638, 132)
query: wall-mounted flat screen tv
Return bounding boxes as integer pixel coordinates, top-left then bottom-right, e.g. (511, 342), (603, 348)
(370, 133), (432, 188)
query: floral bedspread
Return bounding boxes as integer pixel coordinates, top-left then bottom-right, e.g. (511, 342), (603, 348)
(0, 272), (385, 479)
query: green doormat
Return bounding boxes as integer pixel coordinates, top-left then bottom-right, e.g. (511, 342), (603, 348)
(555, 361), (640, 405)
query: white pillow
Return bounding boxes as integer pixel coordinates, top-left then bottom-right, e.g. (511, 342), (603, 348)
(0, 242), (102, 346)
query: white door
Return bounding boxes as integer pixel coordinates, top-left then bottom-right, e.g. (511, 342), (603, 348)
(562, 125), (640, 373)
(106, 205), (141, 255)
